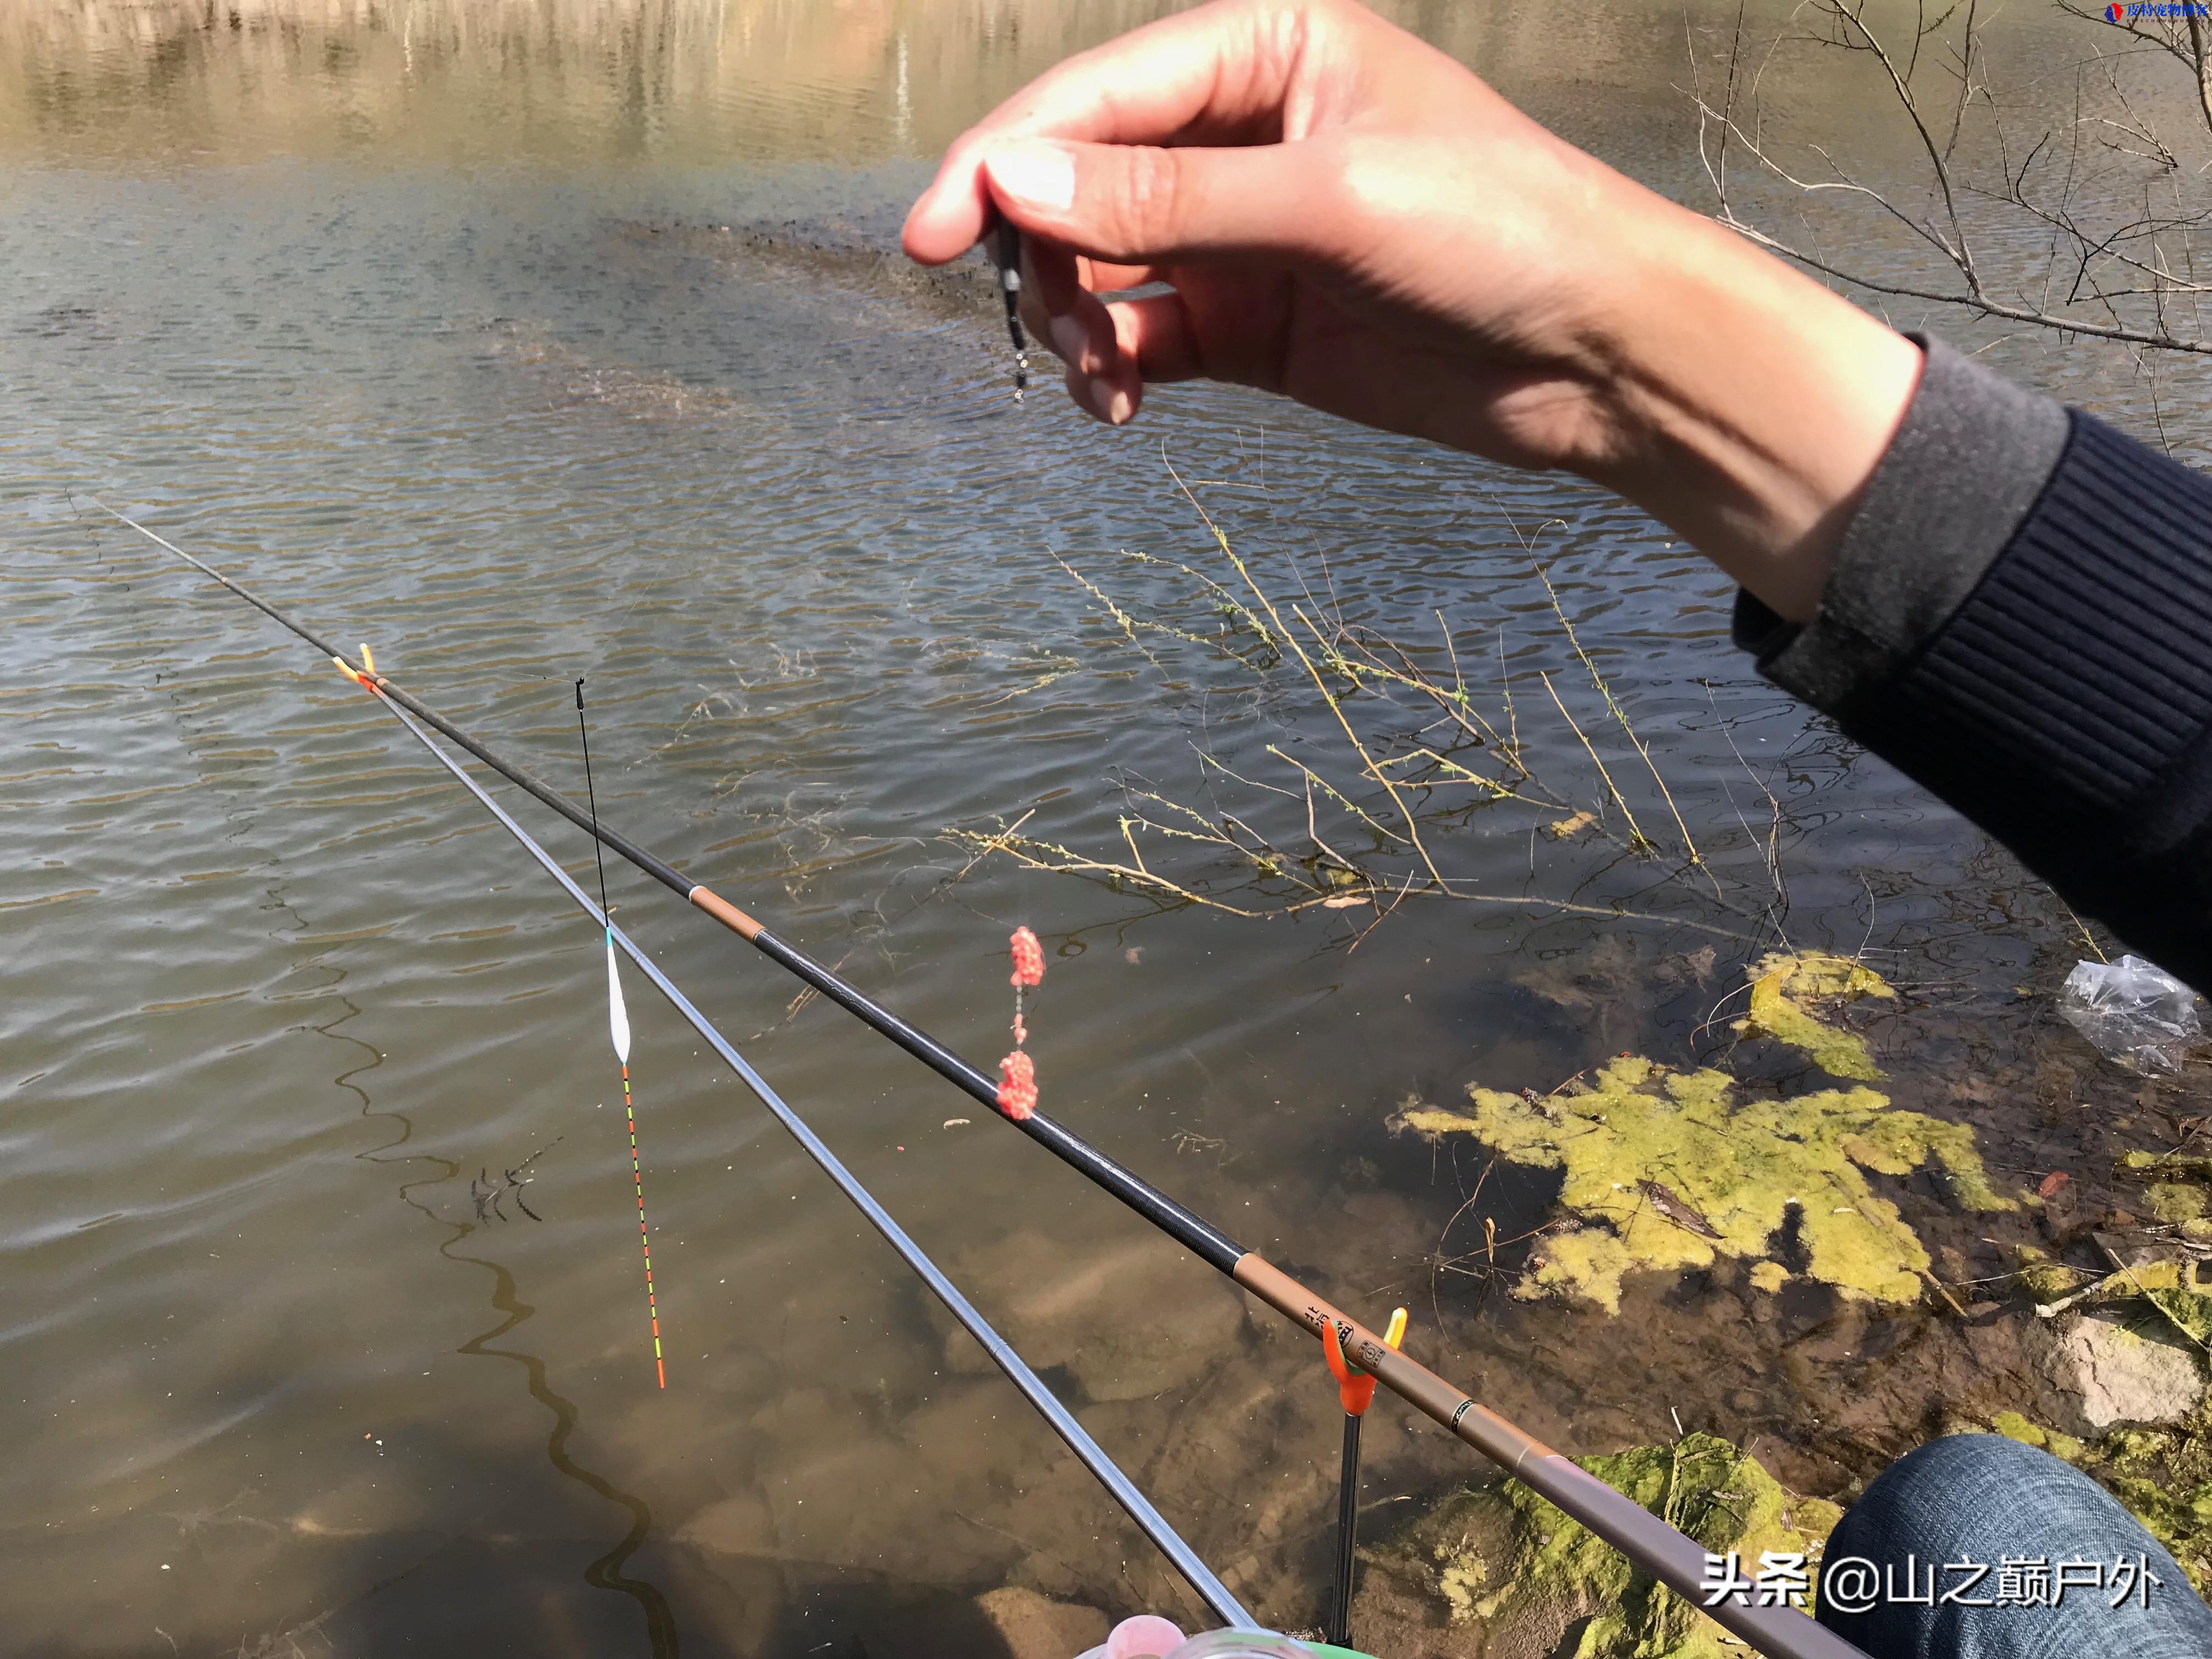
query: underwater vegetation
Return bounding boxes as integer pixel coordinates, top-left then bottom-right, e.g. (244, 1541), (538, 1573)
(1733, 951), (1895, 1082)
(1365, 1431), (1841, 1658)
(1396, 954), (2017, 1313)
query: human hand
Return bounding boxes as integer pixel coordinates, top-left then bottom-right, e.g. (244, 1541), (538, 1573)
(904, 0), (1661, 472)
(1093, 1615), (1187, 1658)
(902, 0), (1920, 622)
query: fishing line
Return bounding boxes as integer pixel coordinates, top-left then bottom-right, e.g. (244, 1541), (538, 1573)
(578, 678), (665, 1390)
(110, 503), (1869, 1659)
(368, 685), (1259, 1633)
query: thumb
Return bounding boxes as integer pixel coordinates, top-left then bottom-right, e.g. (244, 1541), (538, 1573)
(983, 135), (1321, 266)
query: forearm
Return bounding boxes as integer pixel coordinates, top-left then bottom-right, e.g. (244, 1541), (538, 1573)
(1575, 198), (1925, 624)
(1736, 337), (2212, 991)
(1579, 194), (2212, 984)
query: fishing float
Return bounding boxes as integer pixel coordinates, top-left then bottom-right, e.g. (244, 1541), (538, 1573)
(994, 217), (1029, 396)
(575, 678), (666, 1390)
(103, 502), (1869, 1659)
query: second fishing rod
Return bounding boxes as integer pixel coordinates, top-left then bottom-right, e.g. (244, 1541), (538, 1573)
(109, 503), (1867, 1659)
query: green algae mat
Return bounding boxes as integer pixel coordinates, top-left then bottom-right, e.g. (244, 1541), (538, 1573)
(1396, 952), (2017, 1312)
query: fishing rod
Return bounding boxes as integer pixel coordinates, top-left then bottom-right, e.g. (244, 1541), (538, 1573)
(106, 503), (1867, 1659)
(374, 685), (1262, 1633)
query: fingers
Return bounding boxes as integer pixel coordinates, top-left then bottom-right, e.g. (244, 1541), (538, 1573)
(1032, 286), (1221, 427)
(903, 0), (1336, 264)
(1022, 236), (1143, 425)
(988, 136), (1329, 272)
(992, 134), (1318, 425)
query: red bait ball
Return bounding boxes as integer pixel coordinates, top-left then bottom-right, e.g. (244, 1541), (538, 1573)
(1009, 927), (1045, 988)
(997, 1050), (1038, 1120)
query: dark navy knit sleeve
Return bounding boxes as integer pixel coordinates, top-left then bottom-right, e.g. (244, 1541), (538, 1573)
(1736, 338), (2212, 991)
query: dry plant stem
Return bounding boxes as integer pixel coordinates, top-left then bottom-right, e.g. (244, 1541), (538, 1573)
(1053, 552), (1218, 664)
(1167, 459), (1447, 889)
(1536, 564), (1714, 888)
(1113, 546), (1279, 653)
(953, 830), (1349, 916)
(1540, 669), (1651, 848)
(1319, 638), (1509, 752)
(1338, 619), (1517, 755)
(2056, 1), (2212, 136)
(2056, 891), (2108, 964)
(1497, 625), (1521, 762)
(1122, 789), (1322, 890)
(1700, 680), (1791, 924)
(1301, 775), (1364, 884)
(1689, 0), (2212, 355)
(998, 464), (1775, 941)
(956, 826), (1753, 936)
(1367, 747), (1567, 816)
(1270, 743), (1409, 849)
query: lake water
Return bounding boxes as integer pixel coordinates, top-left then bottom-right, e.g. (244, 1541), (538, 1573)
(3, 2), (2206, 1655)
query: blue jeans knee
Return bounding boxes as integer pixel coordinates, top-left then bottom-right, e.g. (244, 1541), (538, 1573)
(1814, 1432), (2212, 1658)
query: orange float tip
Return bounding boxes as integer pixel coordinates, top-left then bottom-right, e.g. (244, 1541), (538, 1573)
(360, 642), (377, 674)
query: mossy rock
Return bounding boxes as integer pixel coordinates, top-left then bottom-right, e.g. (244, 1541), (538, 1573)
(1732, 952), (1895, 1081)
(1970, 1409), (2212, 1592)
(2148, 1182), (2210, 1224)
(1398, 1055), (2015, 1313)
(1361, 1434), (1840, 1658)
(1987, 1409), (2089, 1464)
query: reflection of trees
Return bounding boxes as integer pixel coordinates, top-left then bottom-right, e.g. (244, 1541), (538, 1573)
(0, 0), (1178, 165)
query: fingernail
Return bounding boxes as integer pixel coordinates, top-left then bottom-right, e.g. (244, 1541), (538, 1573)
(1049, 313), (1086, 366)
(1092, 377), (1131, 426)
(986, 139), (1076, 213)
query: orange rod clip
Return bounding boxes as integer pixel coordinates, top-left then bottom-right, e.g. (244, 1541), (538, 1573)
(1322, 1306), (1407, 1417)
(334, 651), (383, 696)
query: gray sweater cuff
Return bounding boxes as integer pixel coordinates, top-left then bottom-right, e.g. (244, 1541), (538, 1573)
(1733, 334), (2072, 713)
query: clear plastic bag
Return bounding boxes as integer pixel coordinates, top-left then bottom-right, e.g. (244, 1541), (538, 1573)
(2058, 955), (2202, 1076)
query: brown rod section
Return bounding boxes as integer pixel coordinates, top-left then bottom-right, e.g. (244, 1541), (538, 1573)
(687, 885), (762, 940)
(115, 502), (1869, 1659)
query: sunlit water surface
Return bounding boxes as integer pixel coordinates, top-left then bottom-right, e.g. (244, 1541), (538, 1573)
(4, 3), (2208, 1655)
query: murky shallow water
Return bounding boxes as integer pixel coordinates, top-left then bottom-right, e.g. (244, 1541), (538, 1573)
(4, 3), (2209, 1656)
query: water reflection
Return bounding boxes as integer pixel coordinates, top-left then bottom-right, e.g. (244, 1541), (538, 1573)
(446, 1234), (682, 1656)
(0, 0), (1178, 166)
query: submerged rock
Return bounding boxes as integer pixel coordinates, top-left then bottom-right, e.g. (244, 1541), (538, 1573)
(1355, 1433), (1840, 1658)
(2045, 1308), (2208, 1432)
(972, 1586), (1110, 1659)
(1395, 1053), (2015, 1313)
(938, 1231), (1249, 1402)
